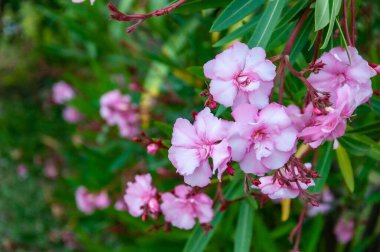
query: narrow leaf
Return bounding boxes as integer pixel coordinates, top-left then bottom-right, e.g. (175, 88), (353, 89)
(234, 201), (254, 252)
(248, 0), (287, 48)
(310, 141), (333, 193)
(336, 145), (355, 192)
(211, 0), (264, 32)
(321, 0), (342, 49)
(315, 0), (330, 31)
(213, 16), (260, 47)
(183, 179), (241, 252)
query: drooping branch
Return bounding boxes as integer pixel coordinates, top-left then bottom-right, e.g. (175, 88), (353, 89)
(108, 0), (188, 33)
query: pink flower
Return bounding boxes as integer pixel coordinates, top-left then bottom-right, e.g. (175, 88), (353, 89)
(114, 199), (128, 211)
(93, 191), (111, 209)
(299, 86), (355, 148)
(169, 108), (231, 187)
(204, 42), (276, 109)
(147, 143), (160, 155)
(44, 159), (59, 179)
(124, 174), (159, 218)
(72, 0), (95, 5)
(308, 46), (376, 107)
(75, 187), (110, 214)
(63, 106), (83, 123)
(228, 103), (298, 175)
(100, 90), (139, 138)
(17, 164), (28, 178)
(254, 164), (314, 199)
(308, 188), (334, 217)
(52, 81), (75, 104)
(285, 104), (313, 132)
(334, 217), (354, 244)
(75, 187), (95, 214)
(160, 185), (213, 230)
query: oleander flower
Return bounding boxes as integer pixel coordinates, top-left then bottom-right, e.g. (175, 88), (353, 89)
(160, 185), (213, 230)
(75, 187), (110, 214)
(17, 164), (28, 178)
(334, 217), (354, 244)
(168, 107), (231, 187)
(308, 46), (376, 107)
(52, 81), (75, 104)
(228, 103), (298, 175)
(63, 106), (83, 123)
(299, 86), (356, 148)
(204, 42), (276, 108)
(253, 164), (314, 199)
(100, 90), (139, 138)
(123, 174), (159, 218)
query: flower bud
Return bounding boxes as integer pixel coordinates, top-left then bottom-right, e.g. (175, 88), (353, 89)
(147, 143), (160, 155)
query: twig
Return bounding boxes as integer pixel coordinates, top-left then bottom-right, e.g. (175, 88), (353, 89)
(290, 204), (308, 252)
(108, 0), (188, 33)
(343, 0), (353, 46)
(350, 0), (356, 46)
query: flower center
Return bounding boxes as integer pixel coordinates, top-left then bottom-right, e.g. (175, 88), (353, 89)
(235, 73), (260, 91)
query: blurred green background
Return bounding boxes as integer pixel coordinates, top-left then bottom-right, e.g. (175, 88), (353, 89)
(1, 0), (380, 251)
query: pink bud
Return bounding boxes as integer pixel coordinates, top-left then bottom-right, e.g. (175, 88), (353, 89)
(148, 198), (160, 213)
(208, 100), (217, 110)
(310, 200), (319, 207)
(147, 143), (160, 155)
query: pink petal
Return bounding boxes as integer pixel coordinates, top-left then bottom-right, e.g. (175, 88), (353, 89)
(231, 103), (258, 123)
(228, 134), (249, 162)
(259, 103), (291, 128)
(194, 107), (229, 142)
(239, 150), (270, 175)
(209, 79), (238, 107)
(262, 148), (293, 169)
(210, 139), (231, 179)
(168, 146), (201, 175)
(183, 161), (212, 187)
(274, 126), (298, 152)
(171, 118), (201, 147)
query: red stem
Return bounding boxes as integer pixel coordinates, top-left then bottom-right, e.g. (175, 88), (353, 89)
(282, 7), (311, 56)
(343, 0), (353, 46)
(350, 0), (356, 46)
(290, 204), (308, 252)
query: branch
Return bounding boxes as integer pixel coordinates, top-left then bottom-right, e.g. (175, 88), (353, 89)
(108, 0), (188, 33)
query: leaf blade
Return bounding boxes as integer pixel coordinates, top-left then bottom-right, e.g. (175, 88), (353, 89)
(234, 201), (254, 252)
(336, 145), (355, 192)
(211, 0), (264, 32)
(310, 141), (334, 193)
(248, 0), (287, 48)
(315, 0), (330, 31)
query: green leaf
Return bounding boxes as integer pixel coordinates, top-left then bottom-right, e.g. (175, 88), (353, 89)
(339, 136), (370, 156)
(213, 16), (260, 47)
(347, 120), (380, 136)
(336, 145), (355, 192)
(211, 0), (264, 32)
(152, 121), (173, 137)
(175, 0), (231, 13)
(183, 179), (242, 252)
(187, 66), (205, 79)
(253, 215), (280, 252)
(315, 0), (330, 31)
(248, 0), (287, 48)
(215, 104), (227, 117)
(290, 15), (313, 62)
(310, 141), (333, 193)
(305, 215), (325, 252)
(234, 201), (254, 252)
(321, 0), (342, 49)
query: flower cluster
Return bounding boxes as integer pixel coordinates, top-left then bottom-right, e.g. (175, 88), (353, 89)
(123, 174), (213, 230)
(75, 186), (111, 214)
(100, 90), (139, 138)
(52, 81), (83, 124)
(168, 42), (376, 202)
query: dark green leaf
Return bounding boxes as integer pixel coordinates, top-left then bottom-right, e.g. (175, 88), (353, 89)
(248, 0), (287, 48)
(347, 120), (380, 136)
(175, 0), (231, 13)
(234, 201), (254, 252)
(211, 0), (264, 32)
(310, 141), (333, 193)
(213, 16), (260, 47)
